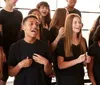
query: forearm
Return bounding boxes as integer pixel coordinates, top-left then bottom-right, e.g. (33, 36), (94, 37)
(51, 35), (60, 51)
(58, 58), (79, 69)
(44, 62), (52, 75)
(88, 68), (96, 85)
(9, 63), (22, 77)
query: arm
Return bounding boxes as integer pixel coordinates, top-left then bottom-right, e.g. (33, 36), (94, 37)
(0, 24), (3, 47)
(8, 63), (22, 77)
(9, 57), (32, 77)
(51, 27), (64, 51)
(87, 56), (96, 85)
(43, 60), (52, 75)
(58, 54), (86, 69)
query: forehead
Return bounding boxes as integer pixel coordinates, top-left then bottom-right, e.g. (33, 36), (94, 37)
(25, 17), (38, 23)
(73, 16), (81, 21)
(67, 0), (76, 2)
(40, 5), (48, 8)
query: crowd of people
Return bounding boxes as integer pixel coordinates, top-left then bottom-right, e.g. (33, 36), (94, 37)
(0, 0), (100, 85)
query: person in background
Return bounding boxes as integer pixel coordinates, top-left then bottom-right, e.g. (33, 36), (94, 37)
(49, 9), (65, 82)
(36, 1), (51, 30)
(55, 13), (90, 85)
(8, 15), (52, 85)
(0, 0), (23, 84)
(0, 47), (6, 85)
(88, 15), (100, 47)
(87, 25), (100, 85)
(49, 8), (65, 52)
(65, 0), (81, 17)
(19, 8), (50, 45)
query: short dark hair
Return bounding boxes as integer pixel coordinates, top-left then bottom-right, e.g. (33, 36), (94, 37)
(36, 1), (50, 9)
(93, 25), (100, 42)
(28, 9), (40, 15)
(23, 15), (37, 25)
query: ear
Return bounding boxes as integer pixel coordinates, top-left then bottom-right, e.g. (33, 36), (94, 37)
(81, 23), (83, 28)
(22, 24), (25, 31)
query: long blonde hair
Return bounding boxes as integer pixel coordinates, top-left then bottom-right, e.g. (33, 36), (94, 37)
(64, 13), (86, 57)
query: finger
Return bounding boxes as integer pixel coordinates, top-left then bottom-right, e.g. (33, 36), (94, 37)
(27, 57), (29, 59)
(34, 53), (39, 57)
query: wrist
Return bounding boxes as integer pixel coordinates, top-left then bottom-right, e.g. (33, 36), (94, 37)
(44, 60), (49, 66)
(18, 62), (23, 69)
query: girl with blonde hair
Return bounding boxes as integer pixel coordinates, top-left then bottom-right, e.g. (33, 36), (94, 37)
(55, 13), (90, 85)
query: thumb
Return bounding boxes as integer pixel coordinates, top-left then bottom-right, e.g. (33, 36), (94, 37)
(27, 57), (29, 59)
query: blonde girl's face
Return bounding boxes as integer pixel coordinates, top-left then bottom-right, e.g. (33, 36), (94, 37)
(39, 5), (49, 17)
(72, 16), (82, 33)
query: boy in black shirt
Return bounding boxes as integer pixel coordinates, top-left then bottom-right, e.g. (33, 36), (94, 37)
(8, 15), (52, 85)
(0, 0), (22, 84)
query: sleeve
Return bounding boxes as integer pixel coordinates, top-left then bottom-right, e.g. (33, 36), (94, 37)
(0, 32), (3, 46)
(87, 45), (94, 57)
(0, 12), (3, 47)
(83, 37), (88, 51)
(88, 32), (94, 47)
(55, 39), (65, 57)
(45, 45), (52, 63)
(49, 27), (57, 44)
(0, 12), (3, 24)
(8, 44), (17, 66)
(16, 10), (23, 23)
(18, 30), (24, 39)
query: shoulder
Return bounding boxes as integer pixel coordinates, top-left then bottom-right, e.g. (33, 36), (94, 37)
(10, 40), (22, 49)
(36, 39), (48, 47)
(74, 8), (81, 13)
(14, 9), (22, 14)
(49, 26), (57, 32)
(89, 42), (98, 49)
(13, 9), (23, 17)
(74, 8), (81, 16)
(0, 9), (5, 17)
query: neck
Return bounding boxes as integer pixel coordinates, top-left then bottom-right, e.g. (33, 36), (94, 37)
(72, 33), (79, 44)
(4, 4), (13, 12)
(67, 5), (74, 11)
(73, 33), (77, 38)
(24, 36), (36, 44)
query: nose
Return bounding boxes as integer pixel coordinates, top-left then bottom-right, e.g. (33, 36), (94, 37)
(32, 23), (38, 30)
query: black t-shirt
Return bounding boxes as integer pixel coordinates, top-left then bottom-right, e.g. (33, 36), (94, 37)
(49, 26), (58, 44)
(8, 39), (52, 85)
(0, 9), (23, 56)
(55, 39), (84, 77)
(68, 8), (81, 17)
(88, 42), (100, 84)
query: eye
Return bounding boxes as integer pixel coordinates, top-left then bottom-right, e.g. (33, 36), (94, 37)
(30, 22), (33, 26)
(35, 22), (39, 27)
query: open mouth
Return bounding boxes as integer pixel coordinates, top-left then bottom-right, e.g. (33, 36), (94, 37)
(31, 29), (37, 33)
(42, 12), (47, 15)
